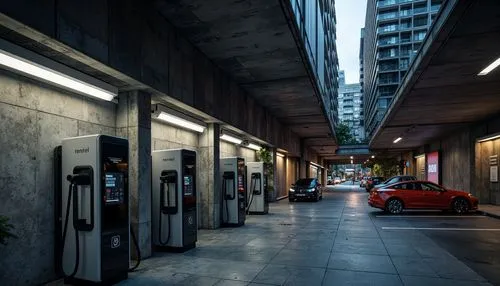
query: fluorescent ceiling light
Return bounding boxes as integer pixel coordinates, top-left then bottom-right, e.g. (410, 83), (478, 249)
(0, 49), (116, 101)
(157, 111), (206, 133)
(478, 57), (500, 76)
(393, 137), (403, 143)
(477, 133), (500, 143)
(220, 134), (242, 145)
(247, 143), (261, 151)
(276, 153), (285, 158)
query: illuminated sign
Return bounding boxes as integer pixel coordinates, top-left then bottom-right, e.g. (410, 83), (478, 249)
(426, 151), (440, 184)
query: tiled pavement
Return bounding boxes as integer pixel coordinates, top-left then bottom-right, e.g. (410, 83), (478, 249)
(118, 191), (495, 286)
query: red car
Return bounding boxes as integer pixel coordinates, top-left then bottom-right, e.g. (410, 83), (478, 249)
(368, 181), (479, 214)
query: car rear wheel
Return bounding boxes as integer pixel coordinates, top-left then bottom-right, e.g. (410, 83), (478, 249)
(452, 198), (469, 214)
(386, 198), (404, 214)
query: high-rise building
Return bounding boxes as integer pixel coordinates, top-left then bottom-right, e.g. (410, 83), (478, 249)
(290, 0), (340, 128)
(338, 71), (365, 142)
(363, 0), (443, 137)
(359, 28), (365, 137)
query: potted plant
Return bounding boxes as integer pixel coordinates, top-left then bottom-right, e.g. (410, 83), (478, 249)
(0, 216), (17, 245)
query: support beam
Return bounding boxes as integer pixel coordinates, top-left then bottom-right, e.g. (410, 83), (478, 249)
(198, 123), (221, 229)
(116, 90), (152, 259)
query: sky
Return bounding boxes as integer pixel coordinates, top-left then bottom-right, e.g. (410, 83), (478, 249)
(336, 0), (368, 84)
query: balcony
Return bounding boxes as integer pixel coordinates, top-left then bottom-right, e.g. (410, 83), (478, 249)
(377, 26), (399, 34)
(378, 78), (400, 85)
(377, 13), (398, 22)
(378, 53), (399, 60)
(377, 0), (397, 8)
(380, 64), (399, 72)
(413, 7), (428, 14)
(378, 39), (399, 46)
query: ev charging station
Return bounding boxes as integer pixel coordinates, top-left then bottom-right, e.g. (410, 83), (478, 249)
(245, 162), (269, 215)
(152, 149), (197, 252)
(54, 134), (137, 285)
(220, 157), (246, 227)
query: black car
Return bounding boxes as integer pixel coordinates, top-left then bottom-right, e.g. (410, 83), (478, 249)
(373, 175), (417, 190)
(289, 178), (323, 202)
(365, 176), (385, 191)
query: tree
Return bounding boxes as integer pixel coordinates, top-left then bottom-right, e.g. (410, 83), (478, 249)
(336, 122), (358, 145)
(365, 157), (400, 178)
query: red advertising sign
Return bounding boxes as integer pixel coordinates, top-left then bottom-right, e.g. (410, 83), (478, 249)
(426, 151), (439, 184)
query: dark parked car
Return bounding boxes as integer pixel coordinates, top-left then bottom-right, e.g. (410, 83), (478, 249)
(289, 178), (323, 202)
(365, 176), (385, 191)
(373, 175), (417, 190)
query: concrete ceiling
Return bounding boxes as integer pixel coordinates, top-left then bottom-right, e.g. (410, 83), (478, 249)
(154, 0), (333, 146)
(371, 0), (500, 150)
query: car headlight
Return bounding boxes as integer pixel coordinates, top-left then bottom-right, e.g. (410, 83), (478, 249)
(307, 188), (315, 192)
(289, 188), (295, 192)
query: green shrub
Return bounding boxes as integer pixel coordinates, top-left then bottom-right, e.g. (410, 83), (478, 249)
(0, 216), (17, 245)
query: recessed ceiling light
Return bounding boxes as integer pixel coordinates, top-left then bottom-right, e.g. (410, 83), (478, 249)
(478, 57), (500, 76)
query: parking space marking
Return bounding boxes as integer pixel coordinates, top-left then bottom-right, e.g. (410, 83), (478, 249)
(376, 215), (486, 218)
(382, 227), (500, 231)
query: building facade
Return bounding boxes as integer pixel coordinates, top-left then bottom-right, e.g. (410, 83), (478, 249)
(363, 0), (442, 137)
(338, 71), (365, 142)
(290, 0), (340, 128)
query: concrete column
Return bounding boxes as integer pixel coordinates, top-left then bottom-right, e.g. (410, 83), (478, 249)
(198, 123), (220, 229)
(116, 90), (152, 259)
(270, 148), (278, 202)
(299, 139), (307, 178)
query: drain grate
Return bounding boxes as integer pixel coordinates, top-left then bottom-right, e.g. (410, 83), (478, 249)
(279, 223), (292, 226)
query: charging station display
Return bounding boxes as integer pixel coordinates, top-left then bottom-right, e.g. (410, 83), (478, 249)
(246, 162), (269, 215)
(55, 134), (136, 285)
(152, 149), (197, 252)
(221, 157), (246, 227)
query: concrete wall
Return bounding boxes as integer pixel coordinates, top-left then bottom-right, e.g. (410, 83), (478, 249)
(275, 156), (287, 198)
(476, 138), (500, 204)
(441, 130), (472, 194)
(0, 0), (303, 154)
(286, 157), (299, 191)
(0, 70), (116, 285)
(151, 121), (199, 151)
(219, 141), (256, 162)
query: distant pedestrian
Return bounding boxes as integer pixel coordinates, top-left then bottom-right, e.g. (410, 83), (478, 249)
(352, 177), (355, 185)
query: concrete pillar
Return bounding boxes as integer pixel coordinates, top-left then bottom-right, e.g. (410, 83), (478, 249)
(198, 123), (220, 229)
(270, 148), (278, 202)
(299, 139), (307, 178)
(116, 90), (152, 259)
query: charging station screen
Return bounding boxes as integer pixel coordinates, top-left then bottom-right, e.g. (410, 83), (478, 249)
(105, 173), (124, 205)
(183, 175), (193, 196)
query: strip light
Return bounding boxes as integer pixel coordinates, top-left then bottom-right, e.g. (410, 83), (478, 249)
(477, 133), (500, 143)
(220, 134), (242, 144)
(246, 143), (261, 151)
(393, 137), (403, 143)
(0, 49), (116, 101)
(157, 111), (206, 133)
(478, 57), (500, 76)
(276, 153), (285, 158)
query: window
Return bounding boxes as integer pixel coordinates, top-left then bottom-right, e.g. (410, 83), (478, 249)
(421, 182), (445, 192)
(414, 16), (427, 27)
(393, 182), (416, 190)
(414, 31), (426, 41)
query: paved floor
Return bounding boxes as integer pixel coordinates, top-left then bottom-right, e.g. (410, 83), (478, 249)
(120, 190), (500, 286)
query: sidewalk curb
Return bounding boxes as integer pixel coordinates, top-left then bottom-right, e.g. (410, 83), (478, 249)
(276, 195), (288, 201)
(477, 210), (500, 220)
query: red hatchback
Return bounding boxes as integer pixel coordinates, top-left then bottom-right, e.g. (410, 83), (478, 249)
(368, 181), (479, 214)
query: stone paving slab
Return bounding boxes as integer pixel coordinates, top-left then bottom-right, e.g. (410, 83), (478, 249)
(48, 191), (497, 286)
